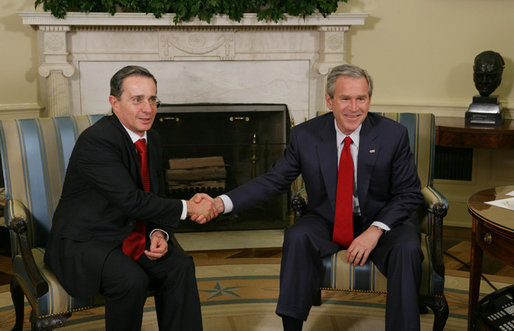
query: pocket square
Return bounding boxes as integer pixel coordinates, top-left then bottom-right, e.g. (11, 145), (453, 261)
(369, 149), (375, 153)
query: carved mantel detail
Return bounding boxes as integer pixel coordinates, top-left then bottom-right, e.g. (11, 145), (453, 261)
(20, 12), (367, 118)
(38, 25), (75, 117)
(159, 30), (236, 61)
(317, 26), (348, 75)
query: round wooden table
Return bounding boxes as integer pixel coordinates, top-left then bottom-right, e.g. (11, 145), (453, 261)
(467, 185), (514, 330)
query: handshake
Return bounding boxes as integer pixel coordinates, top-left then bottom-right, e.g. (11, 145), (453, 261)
(186, 193), (225, 224)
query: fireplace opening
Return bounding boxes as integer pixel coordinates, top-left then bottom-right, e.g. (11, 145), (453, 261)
(154, 103), (292, 232)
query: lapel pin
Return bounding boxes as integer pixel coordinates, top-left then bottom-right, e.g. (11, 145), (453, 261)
(369, 149), (376, 154)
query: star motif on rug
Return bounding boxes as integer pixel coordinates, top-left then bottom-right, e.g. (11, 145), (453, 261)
(200, 282), (243, 300)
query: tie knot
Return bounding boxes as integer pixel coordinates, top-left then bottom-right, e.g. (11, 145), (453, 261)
(134, 139), (147, 153)
(344, 136), (352, 146)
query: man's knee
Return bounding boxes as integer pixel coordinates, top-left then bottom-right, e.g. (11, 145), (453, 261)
(108, 267), (149, 298)
(284, 223), (310, 245)
(393, 238), (422, 258)
(386, 240), (423, 276)
(178, 254), (196, 275)
(165, 250), (197, 279)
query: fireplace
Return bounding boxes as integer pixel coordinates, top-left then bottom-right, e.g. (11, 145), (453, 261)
(153, 103), (291, 232)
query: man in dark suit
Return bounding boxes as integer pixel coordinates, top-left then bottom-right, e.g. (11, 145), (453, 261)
(45, 65), (217, 331)
(209, 64), (424, 330)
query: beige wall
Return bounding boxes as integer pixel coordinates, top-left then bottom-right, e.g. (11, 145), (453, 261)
(0, 0), (41, 116)
(1, 0), (513, 226)
(341, 0), (514, 112)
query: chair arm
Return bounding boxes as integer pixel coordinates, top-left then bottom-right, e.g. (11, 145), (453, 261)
(5, 199), (49, 297)
(291, 188), (307, 218)
(421, 186), (449, 218)
(421, 186), (449, 277)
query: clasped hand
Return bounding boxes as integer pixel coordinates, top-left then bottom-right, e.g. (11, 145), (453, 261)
(187, 193), (223, 224)
(145, 231), (168, 260)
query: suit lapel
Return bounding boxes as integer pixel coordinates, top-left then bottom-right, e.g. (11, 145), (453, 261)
(357, 114), (379, 210)
(109, 115), (145, 190)
(316, 115), (338, 212)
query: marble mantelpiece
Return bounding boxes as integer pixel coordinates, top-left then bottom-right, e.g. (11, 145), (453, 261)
(20, 12), (368, 122)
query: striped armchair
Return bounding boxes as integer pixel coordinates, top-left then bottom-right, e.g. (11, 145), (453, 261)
(292, 112), (449, 330)
(0, 115), (183, 330)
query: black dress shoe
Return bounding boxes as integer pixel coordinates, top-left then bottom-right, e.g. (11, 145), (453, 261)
(281, 315), (303, 331)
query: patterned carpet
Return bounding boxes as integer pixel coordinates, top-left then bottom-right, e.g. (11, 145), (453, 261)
(0, 263), (509, 331)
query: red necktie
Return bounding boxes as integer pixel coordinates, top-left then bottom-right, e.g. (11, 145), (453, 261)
(333, 136), (353, 247)
(122, 139), (150, 260)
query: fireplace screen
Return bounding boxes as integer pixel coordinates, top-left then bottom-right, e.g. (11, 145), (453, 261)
(154, 104), (292, 232)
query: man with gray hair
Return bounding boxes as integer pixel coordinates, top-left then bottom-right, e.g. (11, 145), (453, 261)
(209, 63), (424, 330)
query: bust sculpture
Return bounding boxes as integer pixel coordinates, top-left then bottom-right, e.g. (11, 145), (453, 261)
(473, 50), (505, 97)
(466, 50), (505, 126)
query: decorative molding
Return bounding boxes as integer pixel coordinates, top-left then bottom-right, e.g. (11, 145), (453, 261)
(36, 21), (74, 116)
(159, 30), (235, 60)
(316, 26), (349, 75)
(0, 103), (42, 119)
(19, 12), (368, 27)
(39, 63), (75, 78)
(46, 72), (71, 117)
(38, 25), (70, 32)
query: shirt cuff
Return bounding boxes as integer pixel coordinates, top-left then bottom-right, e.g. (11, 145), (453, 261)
(371, 221), (390, 232)
(219, 194), (233, 214)
(180, 200), (187, 220)
(149, 229), (169, 242)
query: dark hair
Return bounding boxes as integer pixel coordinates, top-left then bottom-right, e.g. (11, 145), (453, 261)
(110, 65), (157, 99)
(326, 64), (373, 98)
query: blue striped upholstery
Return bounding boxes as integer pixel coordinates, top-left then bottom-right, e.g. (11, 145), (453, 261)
(316, 112), (448, 298)
(1, 115), (105, 317)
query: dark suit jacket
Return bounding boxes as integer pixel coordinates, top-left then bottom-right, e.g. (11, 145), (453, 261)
(44, 114), (183, 298)
(227, 112), (423, 230)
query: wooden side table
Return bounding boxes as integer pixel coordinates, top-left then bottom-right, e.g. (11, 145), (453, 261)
(467, 186), (514, 330)
(436, 117), (514, 149)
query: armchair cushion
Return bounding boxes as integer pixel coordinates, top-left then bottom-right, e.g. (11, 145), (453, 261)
(321, 251), (387, 292)
(12, 248), (103, 317)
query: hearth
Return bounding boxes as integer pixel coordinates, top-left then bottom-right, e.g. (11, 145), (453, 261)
(153, 103), (292, 232)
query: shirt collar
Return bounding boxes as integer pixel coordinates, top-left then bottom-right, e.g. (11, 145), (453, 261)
(119, 122), (147, 144)
(334, 119), (361, 147)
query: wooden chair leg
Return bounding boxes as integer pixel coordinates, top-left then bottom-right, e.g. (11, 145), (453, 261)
(11, 276), (71, 331)
(30, 310), (71, 331)
(420, 295), (449, 331)
(10, 277), (25, 331)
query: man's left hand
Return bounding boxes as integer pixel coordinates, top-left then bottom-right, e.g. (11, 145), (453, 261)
(145, 231), (168, 260)
(346, 225), (383, 266)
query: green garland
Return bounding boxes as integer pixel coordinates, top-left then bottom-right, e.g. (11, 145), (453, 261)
(34, 0), (345, 23)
